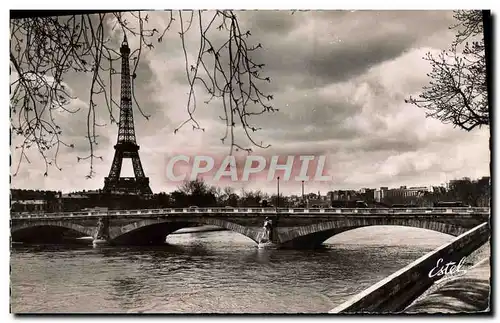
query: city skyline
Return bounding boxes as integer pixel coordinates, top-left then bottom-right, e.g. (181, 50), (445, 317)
(11, 174), (489, 198)
(10, 10), (491, 196)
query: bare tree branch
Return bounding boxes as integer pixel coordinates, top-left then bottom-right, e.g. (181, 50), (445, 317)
(10, 10), (275, 178)
(175, 10), (275, 154)
(405, 10), (488, 132)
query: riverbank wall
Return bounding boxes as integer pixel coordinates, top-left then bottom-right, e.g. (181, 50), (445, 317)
(329, 221), (490, 314)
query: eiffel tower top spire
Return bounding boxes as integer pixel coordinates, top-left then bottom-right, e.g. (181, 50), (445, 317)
(121, 33), (129, 49)
(117, 32), (136, 145)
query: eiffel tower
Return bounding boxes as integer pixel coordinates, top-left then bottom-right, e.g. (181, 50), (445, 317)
(103, 35), (152, 195)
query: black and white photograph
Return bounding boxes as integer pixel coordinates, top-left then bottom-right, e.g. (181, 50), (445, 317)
(7, 4), (493, 316)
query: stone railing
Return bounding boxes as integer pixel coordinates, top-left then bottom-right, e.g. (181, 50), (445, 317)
(10, 207), (490, 219)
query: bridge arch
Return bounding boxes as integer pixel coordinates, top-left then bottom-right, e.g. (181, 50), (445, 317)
(277, 218), (469, 249)
(11, 221), (95, 243)
(109, 218), (262, 245)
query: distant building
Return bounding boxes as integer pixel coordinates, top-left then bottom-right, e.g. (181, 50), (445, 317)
(374, 186), (431, 202)
(374, 187), (388, 202)
(359, 188), (375, 202)
(11, 199), (46, 213)
(61, 193), (91, 212)
(405, 186), (432, 197)
(307, 198), (330, 208)
(10, 189), (62, 213)
(331, 190), (357, 201)
(306, 191), (330, 208)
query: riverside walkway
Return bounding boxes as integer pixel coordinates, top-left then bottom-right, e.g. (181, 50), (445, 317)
(404, 242), (491, 314)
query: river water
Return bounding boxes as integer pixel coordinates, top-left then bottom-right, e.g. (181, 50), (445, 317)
(10, 226), (453, 314)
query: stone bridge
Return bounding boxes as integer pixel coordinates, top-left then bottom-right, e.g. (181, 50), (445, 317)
(10, 207), (490, 248)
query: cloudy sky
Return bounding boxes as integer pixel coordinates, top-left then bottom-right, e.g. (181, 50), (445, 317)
(10, 10), (490, 196)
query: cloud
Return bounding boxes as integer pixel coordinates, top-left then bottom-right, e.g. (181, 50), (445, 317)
(10, 10), (490, 196)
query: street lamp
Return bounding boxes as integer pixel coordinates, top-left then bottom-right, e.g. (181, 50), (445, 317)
(301, 180), (305, 206)
(274, 176), (280, 243)
(277, 176), (280, 209)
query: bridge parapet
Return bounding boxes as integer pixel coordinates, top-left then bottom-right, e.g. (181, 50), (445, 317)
(11, 207), (490, 219)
